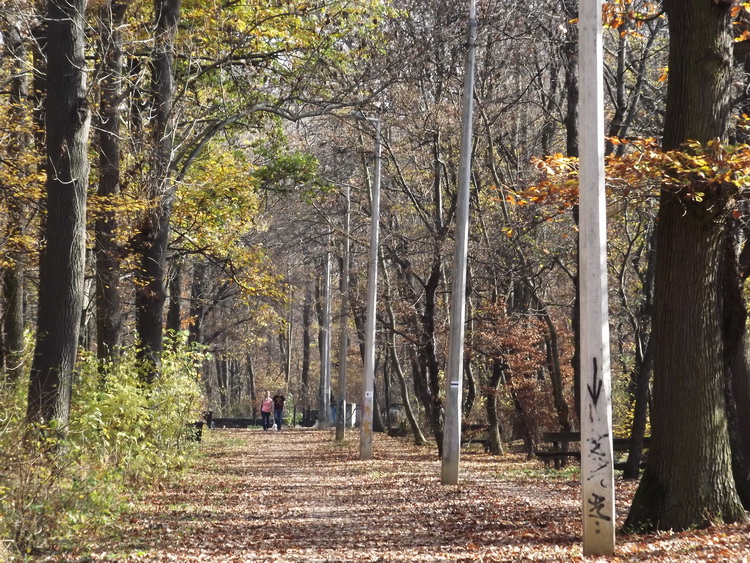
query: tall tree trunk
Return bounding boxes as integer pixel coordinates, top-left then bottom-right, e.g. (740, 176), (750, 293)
(392, 340), (426, 445)
(722, 217), (750, 505)
(229, 359), (240, 408)
(279, 284), (293, 386)
(524, 283), (572, 433)
(373, 376), (386, 433)
(504, 366), (534, 457)
(623, 226), (656, 479)
(383, 257), (426, 445)
(134, 0), (181, 382)
(27, 0), (90, 426)
(571, 208), (582, 425)
(625, 0), (746, 531)
(728, 15), (750, 506)
(301, 278), (312, 405)
(485, 360), (505, 456)
(188, 260), (207, 346)
(95, 0), (127, 363)
(463, 278), (476, 417)
(3, 17), (30, 382)
(623, 338), (653, 480)
(247, 354), (257, 420)
(394, 254), (444, 454)
(728, 330), (750, 505)
(79, 263), (97, 351)
(166, 260), (182, 334)
(383, 348), (392, 429)
(562, 0), (581, 424)
(216, 355), (228, 414)
(561, 0), (579, 159)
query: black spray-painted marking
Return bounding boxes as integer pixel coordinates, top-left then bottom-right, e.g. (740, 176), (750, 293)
(587, 357), (603, 406)
(586, 463), (610, 480)
(587, 492), (612, 522)
(585, 432), (611, 480)
(587, 433), (610, 458)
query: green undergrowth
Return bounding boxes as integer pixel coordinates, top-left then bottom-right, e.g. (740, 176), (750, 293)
(0, 332), (208, 559)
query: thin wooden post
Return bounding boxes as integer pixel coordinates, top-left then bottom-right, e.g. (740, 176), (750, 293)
(441, 0), (477, 485)
(579, 0), (615, 554)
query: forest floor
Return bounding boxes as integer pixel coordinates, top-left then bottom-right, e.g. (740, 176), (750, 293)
(45, 428), (750, 562)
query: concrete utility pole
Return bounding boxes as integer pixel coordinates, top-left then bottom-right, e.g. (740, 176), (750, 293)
(335, 185), (350, 442)
(319, 235), (332, 429)
(360, 117), (382, 460)
(441, 0), (477, 486)
(579, 0), (615, 555)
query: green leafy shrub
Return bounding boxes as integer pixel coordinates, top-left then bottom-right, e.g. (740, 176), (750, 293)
(0, 332), (208, 555)
(70, 332), (207, 483)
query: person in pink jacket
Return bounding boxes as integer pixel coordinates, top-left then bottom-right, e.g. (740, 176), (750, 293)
(260, 391), (273, 430)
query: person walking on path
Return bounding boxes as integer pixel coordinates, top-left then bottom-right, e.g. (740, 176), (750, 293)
(260, 391), (273, 430)
(272, 391), (286, 430)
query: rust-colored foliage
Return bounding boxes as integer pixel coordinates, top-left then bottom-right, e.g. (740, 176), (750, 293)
(510, 136), (750, 214)
(474, 303), (558, 436)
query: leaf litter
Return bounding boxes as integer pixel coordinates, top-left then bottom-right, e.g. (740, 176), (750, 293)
(47, 429), (750, 562)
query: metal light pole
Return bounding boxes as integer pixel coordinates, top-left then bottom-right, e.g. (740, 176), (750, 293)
(441, 0), (477, 486)
(579, 0), (615, 555)
(360, 117), (382, 460)
(319, 234), (332, 429)
(335, 184), (350, 442)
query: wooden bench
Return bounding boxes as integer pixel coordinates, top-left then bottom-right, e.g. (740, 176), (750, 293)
(211, 417), (261, 428)
(535, 431), (650, 470)
(461, 424), (490, 451)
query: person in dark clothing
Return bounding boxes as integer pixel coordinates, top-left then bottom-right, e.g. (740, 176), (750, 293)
(272, 391), (286, 430)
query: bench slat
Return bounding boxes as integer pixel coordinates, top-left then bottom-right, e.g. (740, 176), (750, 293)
(534, 450), (581, 458)
(541, 432), (650, 447)
(536, 432), (650, 471)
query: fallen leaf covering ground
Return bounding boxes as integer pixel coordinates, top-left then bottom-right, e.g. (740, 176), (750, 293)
(47, 428), (750, 562)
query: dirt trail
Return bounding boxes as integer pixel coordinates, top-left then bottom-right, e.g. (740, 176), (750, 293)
(74, 428), (750, 562)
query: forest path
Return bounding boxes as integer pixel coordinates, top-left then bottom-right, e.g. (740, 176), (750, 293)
(75, 428), (750, 562)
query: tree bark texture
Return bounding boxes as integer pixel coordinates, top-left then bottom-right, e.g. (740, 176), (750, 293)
(166, 260), (182, 334)
(247, 354), (257, 419)
(395, 254), (444, 454)
(382, 258), (426, 445)
(623, 337), (652, 480)
(622, 226), (656, 479)
(462, 285), (476, 418)
(188, 260), (207, 346)
(561, 0), (579, 159)
(134, 0), (181, 380)
(722, 218), (750, 506)
(485, 360), (505, 456)
(3, 17), (29, 381)
(301, 280), (312, 403)
(26, 0), (90, 426)
(625, 1), (745, 530)
(525, 283), (572, 433)
(95, 0), (128, 363)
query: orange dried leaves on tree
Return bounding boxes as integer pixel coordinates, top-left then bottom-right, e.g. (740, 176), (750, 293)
(508, 135), (750, 213)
